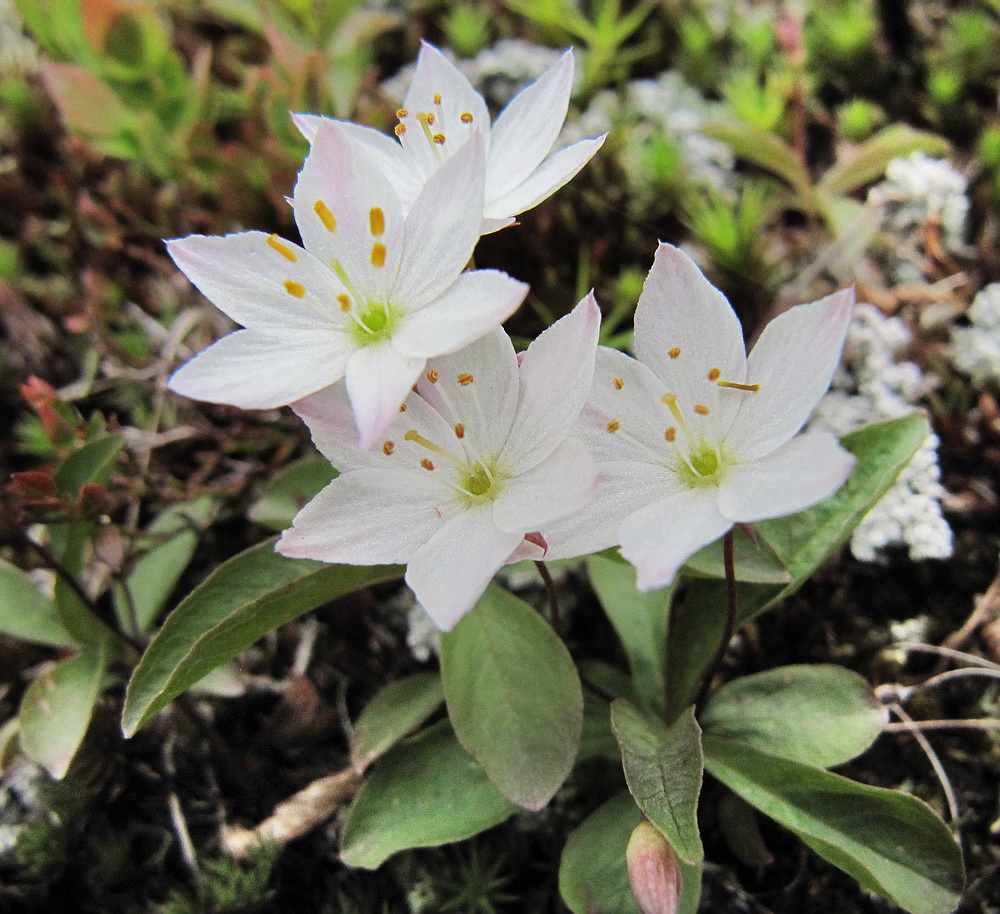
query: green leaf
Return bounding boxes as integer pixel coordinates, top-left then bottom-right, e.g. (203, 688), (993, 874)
(611, 702), (703, 864)
(704, 739), (964, 914)
(114, 495), (214, 634)
(560, 792), (642, 914)
(122, 539), (400, 736)
(817, 125), (951, 200)
(19, 641), (108, 779)
(588, 553), (670, 715)
(441, 585), (582, 810)
(53, 433), (124, 495)
(340, 721), (517, 869)
(0, 557), (76, 647)
(701, 664), (887, 767)
(682, 530), (790, 585)
(248, 455), (336, 532)
(350, 673), (444, 772)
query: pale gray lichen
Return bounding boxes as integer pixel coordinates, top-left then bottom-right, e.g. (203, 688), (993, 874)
(810, 303), (953, 562)
(952, 283), (1000, 387)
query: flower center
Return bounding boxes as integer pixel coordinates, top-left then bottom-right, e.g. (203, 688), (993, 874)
(463, 466), (493, 497)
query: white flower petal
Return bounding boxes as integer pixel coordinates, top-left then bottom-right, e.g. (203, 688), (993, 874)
(416, 327), (520, 459)
(492, 437), (599, 533)
(485, 49), (574, 201)
(406, 505), (522, 630)
(292, 121), (405, 303)
(394, 134), (486, 307)
(501, 293), (601, 473)
(725, 288), (855, 460)
(541, 461), (685, 561)
(484, 134), (607, 221)
(392, 269), (528, 359)
(633, 243), (748, 437)
(168, 329), (350, 409)
(717, 432), (855, 522)
(277, 469), (451, 565)
(345, 342), (426, 449)
(167, 232), (348, 331)
(619, 487), (732, 591)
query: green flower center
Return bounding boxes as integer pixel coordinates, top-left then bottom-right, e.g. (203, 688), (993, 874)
(352, 301), (399, 345)
(678, 440), (728, 488)
(463, 466), (493, 497)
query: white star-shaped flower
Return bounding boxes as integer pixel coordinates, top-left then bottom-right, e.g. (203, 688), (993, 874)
(543, 243), (856, 590)
(167, 121), (528, 448)
(294, 42), (607, 232)
(277, 296), (602, 629)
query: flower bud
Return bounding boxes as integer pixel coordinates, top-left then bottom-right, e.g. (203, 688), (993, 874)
(627, 821), (682, 914)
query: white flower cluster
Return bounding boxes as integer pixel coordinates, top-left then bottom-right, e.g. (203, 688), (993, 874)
(866, 152), (969, 284)
(810, 304), (953, 562)
(952, 283), (1000, 387)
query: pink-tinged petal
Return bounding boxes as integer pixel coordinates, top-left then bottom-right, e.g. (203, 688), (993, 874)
(167, 232), (348, 331)
(724, 288), (855, 460)
(392, 269), (528, 359)
(417, 328), (520, 459)
(501, 293), (601, 473)
(717, 431), (855, 522)
(484, 134), (607, 220)
(400, 41), (491, 182)
(277, 469), (452, 565)
(168, 329), (351, 409)
(492, 437), (599, 533)
(541, 461), (685, 561)
(505, 536), (547, 564)
(633, 244), (748, 437)
(394, 134), (486, 307)
(405, 505), (522, 630)
(291, 115), (420, 206)
(345, 342), (426, 449)
(485, 49), (574, 201)
(619, 487), (732, 592)
(292, 121), (404, 303)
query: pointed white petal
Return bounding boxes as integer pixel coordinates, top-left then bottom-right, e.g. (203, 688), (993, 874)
(345, 342), (425, 449)
(633, 243), (748, 437)
(393, 269), (528, 359)
(717, 432), (855, 522)
(394, 134), (486, 307)
(486, 49), (574, 201)
(480, 215), (517, 234)
(292, 121), (405, 303)
(724, 288), (855, 460)
(619, 487), (732, 591)
(168, 329), (351, 409)
(277, 469), (452, 564)
(416, 327), (520, 460)
(493, 437), (599, 533)
(167, 232), (349, 331)
(484, 134), (607, 220)
(405, 505), (521, 630)
(501, 293), (601, 473)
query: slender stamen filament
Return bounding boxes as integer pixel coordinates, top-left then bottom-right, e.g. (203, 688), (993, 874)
(661, 393), (694, 444)
(404, 430), (467, 472)
(717, 381), (761, 392)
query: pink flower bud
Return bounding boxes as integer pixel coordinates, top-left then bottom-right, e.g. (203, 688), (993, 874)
(627, 821), (682, 914)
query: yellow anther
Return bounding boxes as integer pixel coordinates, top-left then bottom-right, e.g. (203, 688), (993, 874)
(607, 420), (621, 433)
(314, 200), (336, 232)
(707, 368), (721, 381)
(338, 294), (351, 312)
(284, 280), (305, 298)
(382, 441), (395, 455)
(661, 393), (677, 406)
(421, 458), (435, 471)
(266, 234), (297, 262)
(665, 427), (676, 442)
(661, 393), (688, 433)
(454, 423), (465, 439)
(694, 404), (710, 415)
(371, 242), (387, 268)
(668, 347), (681, 359)
(369, 207), (385, 236)
(717, 381), (762, 392)
(426, 370), (439, 384)
(433, 93), (442, 105)
(396, 108), (408, 119)
(399, 403), (408, 412)
(457, 373), (474, 386)
(460, 112), (474, 124)
(613, 376), (624, 390)
(432, 133), (446, 145)
(395, 124), (407, 136)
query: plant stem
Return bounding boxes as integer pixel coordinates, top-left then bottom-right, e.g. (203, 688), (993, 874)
(534, 560), (561, 635)
(696, 529), (737, 709)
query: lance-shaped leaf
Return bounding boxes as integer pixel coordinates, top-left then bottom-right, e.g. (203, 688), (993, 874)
(122, 539), (400, 736)
(441, 584), (582, 810)
(611, 702), (703, 864)
(0, 557), (76, 647)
